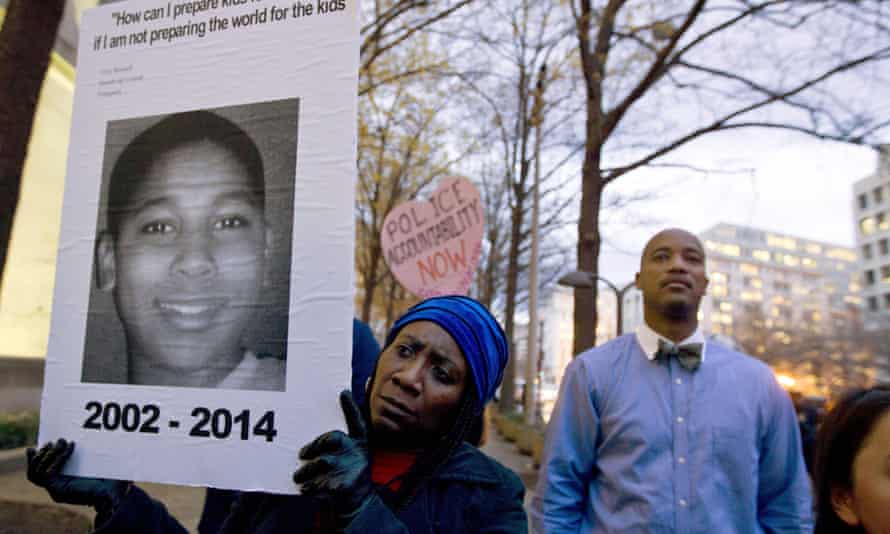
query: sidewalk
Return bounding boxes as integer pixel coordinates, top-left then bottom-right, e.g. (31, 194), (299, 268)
(480, 420), (540, 506)
(0, 447), (205, 532)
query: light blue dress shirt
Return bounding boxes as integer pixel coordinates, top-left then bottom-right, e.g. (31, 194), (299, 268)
(529, 327), (813, 533)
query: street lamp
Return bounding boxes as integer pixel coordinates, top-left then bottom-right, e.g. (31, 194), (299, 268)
(557, 271), (636, 337)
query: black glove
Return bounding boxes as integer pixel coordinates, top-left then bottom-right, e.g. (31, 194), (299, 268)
(294, 390), (373, 527)
(26, 438), (130, 515)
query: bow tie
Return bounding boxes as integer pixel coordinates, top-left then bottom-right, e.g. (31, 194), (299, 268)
(655, 339), (703, 372)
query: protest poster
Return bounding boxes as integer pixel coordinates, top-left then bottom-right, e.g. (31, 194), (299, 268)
(381, 177), (485, 298)
(38, 0), (358, 493)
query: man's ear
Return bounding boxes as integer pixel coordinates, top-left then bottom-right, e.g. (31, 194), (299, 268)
(265, 225), (274, 259)
(831, 486), (861, 527)
(263, 225), (274, 286)
(95, 231), (117, 292)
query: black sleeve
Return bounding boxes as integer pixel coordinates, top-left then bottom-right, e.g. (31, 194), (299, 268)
(198, 488), (240, 534)
(93, 485), (188, 534)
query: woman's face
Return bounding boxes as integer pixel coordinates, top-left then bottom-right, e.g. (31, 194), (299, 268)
(835, 410), (890, 534)
(369, 321), (468, 443)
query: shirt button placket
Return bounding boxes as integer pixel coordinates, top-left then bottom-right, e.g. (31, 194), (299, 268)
(670, 358), (693, 533)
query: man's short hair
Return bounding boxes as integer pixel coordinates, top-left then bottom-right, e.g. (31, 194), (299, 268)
(106, 110), (265, 237)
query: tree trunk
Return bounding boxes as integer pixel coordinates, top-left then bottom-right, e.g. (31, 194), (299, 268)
(572, 0), (609, 356)
(0, 0), (65, 285)
(499, 74), (534, 413)
(499, 200), (524, 413)
(478, 240), (498, 309)
(574, 164), (602, 355)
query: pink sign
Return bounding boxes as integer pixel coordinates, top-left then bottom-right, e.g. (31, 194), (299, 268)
(381, 177), (484, 298)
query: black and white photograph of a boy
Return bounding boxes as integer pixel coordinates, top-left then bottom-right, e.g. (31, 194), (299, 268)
(81, 100), (298, 391)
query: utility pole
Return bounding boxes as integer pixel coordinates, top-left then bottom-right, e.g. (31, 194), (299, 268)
(525, 63), (545, 426)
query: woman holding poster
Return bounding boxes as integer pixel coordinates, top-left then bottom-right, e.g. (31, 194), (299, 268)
(27, 296), (528, 533)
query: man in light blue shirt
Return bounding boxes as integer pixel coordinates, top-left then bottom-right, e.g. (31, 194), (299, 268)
(530, 228), (812, 533)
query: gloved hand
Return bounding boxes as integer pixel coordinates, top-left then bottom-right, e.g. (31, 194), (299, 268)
(294, 390), (373, 527)
(26, 438), (130, 515)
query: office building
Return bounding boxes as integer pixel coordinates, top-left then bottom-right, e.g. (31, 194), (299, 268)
(853, 145), (890, 328)
(700, 223), (872, 395)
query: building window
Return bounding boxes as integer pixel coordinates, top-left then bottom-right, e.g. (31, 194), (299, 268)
(826, 248), (858, 262)
(780, 254), (800, 267)
(865, 270), (876, 285)
(805, 243), (822, 255)
(741, 291), (763, 302)
(869, 296), (879, 311)
(705, 240), (741, 257)
(859, 193), (869, 210)
(740, 263), (759, 275)
(875, 186), (884, 204)
(861, 216), (877, 236)
(880, 212), (889, 231)
(863, 244), (873, 260)
(882, 265), (890, 282)
(774, 281), (791, 292)
(885, 294), (890, 309)
(881, 238), (889, 256)
(752, 249), (770, 262)
(766, 234), (797, 250)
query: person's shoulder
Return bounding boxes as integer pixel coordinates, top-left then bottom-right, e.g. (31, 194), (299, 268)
(439, 443), (524, 492)
(352, 318), (381, 354)
(707, 340), (773, 376)
(571, 334), (639, 371)
(248, 352), (286, 391)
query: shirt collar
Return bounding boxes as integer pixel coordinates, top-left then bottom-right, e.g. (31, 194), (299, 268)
(636, 321), (706, 362)
(217, 349), (257, 389)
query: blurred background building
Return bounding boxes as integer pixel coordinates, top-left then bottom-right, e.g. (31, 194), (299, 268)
(520, 220), (879, 418)
(854, 145), (890, 329)
(699, 223), (873, 397)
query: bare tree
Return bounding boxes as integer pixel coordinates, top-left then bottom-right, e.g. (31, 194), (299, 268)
(355, 81), (465, 323)
(0, 0), (65, 285)
(360, 0), (473, 96)
(569, 0), (890, 354)
(449, 0), (582, 412)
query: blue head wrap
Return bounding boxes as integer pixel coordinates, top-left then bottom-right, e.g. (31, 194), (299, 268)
(385, 295), (509, 412)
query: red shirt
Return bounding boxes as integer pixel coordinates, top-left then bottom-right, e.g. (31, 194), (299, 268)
(371, 449), (418, 492)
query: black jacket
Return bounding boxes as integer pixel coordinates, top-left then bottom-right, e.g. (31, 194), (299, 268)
(94, 443), (527, 533)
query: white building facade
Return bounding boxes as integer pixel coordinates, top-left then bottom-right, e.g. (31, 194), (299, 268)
(853, 145), (890, 328)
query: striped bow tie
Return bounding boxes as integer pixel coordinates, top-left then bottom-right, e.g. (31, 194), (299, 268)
(655, 339), (703, 372)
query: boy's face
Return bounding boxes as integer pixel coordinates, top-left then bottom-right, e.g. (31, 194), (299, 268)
(98, 139), (269, 373)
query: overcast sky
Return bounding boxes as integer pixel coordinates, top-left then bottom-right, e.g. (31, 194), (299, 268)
(592, 129), (879, 287)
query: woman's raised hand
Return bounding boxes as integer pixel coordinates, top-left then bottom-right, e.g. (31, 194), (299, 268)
(26, 438), (131, 514)
(293, 391), (373, 526)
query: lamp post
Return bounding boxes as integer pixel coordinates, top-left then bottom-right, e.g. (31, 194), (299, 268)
(524, 63), (546, 426)
(557, 271), (635, 337)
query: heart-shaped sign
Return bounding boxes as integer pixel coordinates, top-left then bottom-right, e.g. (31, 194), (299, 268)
(381, 176), (484, 298)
